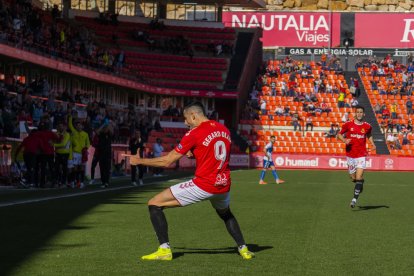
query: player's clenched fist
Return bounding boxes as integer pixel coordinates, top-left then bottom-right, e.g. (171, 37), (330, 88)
(123, 150), (141, 165)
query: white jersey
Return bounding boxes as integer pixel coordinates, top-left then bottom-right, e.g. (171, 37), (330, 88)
(264, 142), (273, 160)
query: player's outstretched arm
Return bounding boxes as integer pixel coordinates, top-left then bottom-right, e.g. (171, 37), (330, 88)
(130, 149), (183, 167)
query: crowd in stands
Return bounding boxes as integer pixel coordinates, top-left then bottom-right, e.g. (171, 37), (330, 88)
(1, 0), (235, 95)
(0, 76), (170, 187)
(0, 0), (125, 73)
(357, 55), (414, 96)
(242, 54), (350, 125)
(0, 78), (159, 141)
(130, 17), (233, 58)
(357, 54), (414, 153)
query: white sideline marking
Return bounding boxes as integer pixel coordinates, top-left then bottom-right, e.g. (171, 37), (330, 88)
(0, 186), (135, 208)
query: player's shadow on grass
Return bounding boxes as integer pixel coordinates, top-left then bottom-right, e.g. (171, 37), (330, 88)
(0, 186), (167, 276)
(354, 205), (390, 211)
(173, 244), (273, 259)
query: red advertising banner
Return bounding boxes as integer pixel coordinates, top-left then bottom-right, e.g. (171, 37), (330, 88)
(0, 44), (238, 99)
(249, 153), (414, 171)
(178, 153), (414, 171)
(178, 154), (250, 168)
(222, 12), (341, 48)
(355, 13), (414, 48)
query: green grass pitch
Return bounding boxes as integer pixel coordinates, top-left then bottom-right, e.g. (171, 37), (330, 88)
(1, 170), (414, 275)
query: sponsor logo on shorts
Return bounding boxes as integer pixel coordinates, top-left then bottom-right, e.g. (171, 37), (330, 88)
(180, 181), (195, 189)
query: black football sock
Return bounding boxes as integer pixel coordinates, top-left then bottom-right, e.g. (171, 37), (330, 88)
(359, 179), (364, 193)
(148, 205), (169, 245)
(216, 209), (246, 247)
(353, 180), (364, 199)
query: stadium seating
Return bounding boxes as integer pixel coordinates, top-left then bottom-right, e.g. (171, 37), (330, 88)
(75, 16), (233, 90)
(239, 60), (362, 155)
(359, 67), (414, 156)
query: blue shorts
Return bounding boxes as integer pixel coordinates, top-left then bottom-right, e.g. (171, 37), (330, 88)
(263, 160), (274, 169)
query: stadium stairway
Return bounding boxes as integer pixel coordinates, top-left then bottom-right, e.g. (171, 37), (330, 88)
(349, 72), (389, 155)
(224, 32), (253, 90)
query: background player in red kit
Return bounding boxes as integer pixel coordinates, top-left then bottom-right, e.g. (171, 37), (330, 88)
(337, 105), (376, 208)
(130, 102), (254, 261)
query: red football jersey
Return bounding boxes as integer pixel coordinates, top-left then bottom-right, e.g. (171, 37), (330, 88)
(339, 120), (372, 158)
(174, 120), (231, 194)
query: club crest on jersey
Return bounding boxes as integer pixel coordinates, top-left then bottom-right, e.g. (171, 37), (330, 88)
(361, 128), (365, 134)
(351, 128), (354, 131)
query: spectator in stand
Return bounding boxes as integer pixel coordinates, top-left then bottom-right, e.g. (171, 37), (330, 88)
(374, 103), (381, 114)
(379, 84), (387, 95)
(283, 106), (290, 117)
(18, 110), (32, 126)
(52, 104), (66, 128)
(382, 106), (390, 119)
(407, 120), (413, 132)
(408, 62), (414, 72)
(281, 80), (288, 96)
(386, 132), (396, 149)
(325, 124), (338, 138)
(349, 85), (356, 98)
(341, 112), (350, 123)
(337, 91), (345, 108)
(129, 130), (145, 186)
(408, 84), (414, 95)
(402, 130), (410, 145)
(318, 82), (326, 93)
(32, 100), (43, 126)
(153, 138), (164, 176)
(260, 100), (267, 115)
(97, 120), (113, 188)
(89, 130), (100, 185)
(353, 78), (360, 97)
(53, 122), (71, 187)
(317, 100), (330, 115)
(406, 98), (413, 115)
(288, 80), (296, 97)
(387, 118), (394, 133)
(274, 105), (284, 116)
(305, 116), (313, 132)
(380, 119), (387, 133)
(326, 83), (332, 94)
(393, 134), (402, 149)
(390, 102), (398, 119)
(371, 80), (378, 91)
(68, 115), (90, 189)
(321, 52), (327, 67)
(14, 129), (40, 188)
(51, 5), (60, 20)
(291, 112), (301, 132)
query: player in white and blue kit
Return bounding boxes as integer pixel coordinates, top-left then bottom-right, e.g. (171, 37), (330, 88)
(259, 136), (285, 185)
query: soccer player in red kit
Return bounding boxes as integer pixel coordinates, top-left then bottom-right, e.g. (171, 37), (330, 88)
(130, 102), (254, 261)
(337, 105), (376, 208)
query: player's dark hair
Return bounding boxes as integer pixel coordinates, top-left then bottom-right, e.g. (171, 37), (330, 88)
(354, 105), (365, 112)
(183, 101), (206, 116)
(270, 135), (275, 139)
